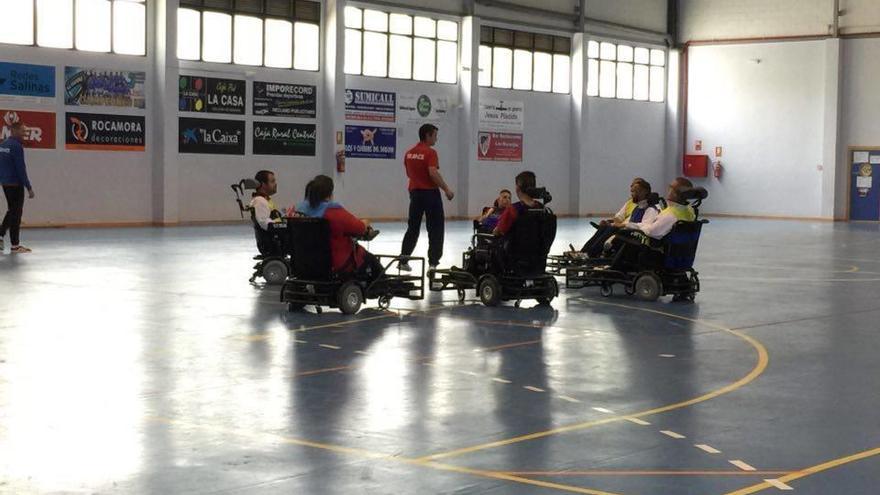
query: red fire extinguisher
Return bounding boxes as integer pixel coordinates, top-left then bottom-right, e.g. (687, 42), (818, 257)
(713, 161), (723, 179)
(336, 150), (346, 173)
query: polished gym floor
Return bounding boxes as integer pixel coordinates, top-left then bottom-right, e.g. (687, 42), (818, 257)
(2, 218), (879, 495)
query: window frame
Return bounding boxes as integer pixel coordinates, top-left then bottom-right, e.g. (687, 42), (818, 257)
(0, 0), (148, 56)
(177, 0), (321, 71)
(587, 38), (666, 103)
(478, 26), (571, 94)
(343, 3), (459, 85)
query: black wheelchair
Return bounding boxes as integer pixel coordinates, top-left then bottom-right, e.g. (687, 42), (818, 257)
(429, 190), (559, 307)
(279, 217), (425, 314)
(231, 179), (290, 285)
(565, 188), (708, 302)
(547, 192), (664, 275)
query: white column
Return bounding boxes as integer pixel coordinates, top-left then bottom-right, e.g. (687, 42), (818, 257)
(569, 32), (586, 215)
(820, 38), (843, 219)
(321, 0), (347, 196)
(457, 16), (480, 217)
(152, 0), (180, 224)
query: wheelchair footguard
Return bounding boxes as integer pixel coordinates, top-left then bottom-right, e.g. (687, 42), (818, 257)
(566, 265), (700, 302)
(429, 268), (558, 307)
(546, 253), (609, 275)
(281, 255), (425, 314)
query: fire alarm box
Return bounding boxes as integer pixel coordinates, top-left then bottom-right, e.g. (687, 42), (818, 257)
(683, 154), (709, 177)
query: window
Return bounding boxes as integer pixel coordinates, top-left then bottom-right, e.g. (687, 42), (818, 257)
(344, 7), (458, 84)
(1, 0), (145, 55)
(479, 27), (571, 94)
(587, 39), (666, 102)
(177, 0), (321, 70)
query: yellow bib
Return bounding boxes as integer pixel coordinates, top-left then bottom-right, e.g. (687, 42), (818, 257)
(623, 199), (637, 220)
(661, 203), (696, 222)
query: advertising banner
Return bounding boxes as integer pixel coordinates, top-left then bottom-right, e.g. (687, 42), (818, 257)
(1, 110), (55, 149)
(179, 75), (245, 115)
(253, 122), (316, 156)
(345, 125), (396, 159)
(479, 99), (524, 132)
(179, 117), (245, 155)
(344, 89), (395, 122)
(477, 132), (523, 162)
(398, 94), (449, 123)
(253, 82), (316, 118)
(65, 112), (146, 151)
(0, 62), (55, 98)
(64, 67), (146, 109)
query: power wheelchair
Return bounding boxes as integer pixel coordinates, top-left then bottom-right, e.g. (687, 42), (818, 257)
(279, 216), (425, 314)
(428, 188), (559, 307)
(564, 187), (708, 302)
(231, 179), (290, 285)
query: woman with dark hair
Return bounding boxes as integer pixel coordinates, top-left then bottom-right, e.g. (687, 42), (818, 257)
(296, 175), (383, 280)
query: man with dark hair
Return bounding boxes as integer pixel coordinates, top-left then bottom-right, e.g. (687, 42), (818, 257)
(0, 122), (35, 253)
(249, 169), (282, 231)
(399, 123), (454, 271)
(613, 177), (695, 239)
(578, 178), (658, 258)
(493, 171), (540, 236)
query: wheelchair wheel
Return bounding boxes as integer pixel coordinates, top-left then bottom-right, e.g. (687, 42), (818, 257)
(477, 275), (502, 307)
(261, 259), (288, 285)
(634, 272), (662, 302)
(337, 282), (363, 314)
(378, 295), (392, 310)
(457, 288), (466, 304)
(287, 302), (305, 312)
(537, 277), (558, 306)
(600, 283), (613, 297)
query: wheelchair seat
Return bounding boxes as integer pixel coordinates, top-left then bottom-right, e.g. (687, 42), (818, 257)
(503, 206), (557, 275)
(661, 220), (704, 271)
(286, 217), (332, 280)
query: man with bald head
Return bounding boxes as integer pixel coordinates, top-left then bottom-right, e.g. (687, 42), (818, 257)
(613, 177), (695, 239)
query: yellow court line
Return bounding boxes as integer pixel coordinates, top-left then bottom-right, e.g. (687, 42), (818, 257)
(417, 298), (769, 462)
(724, 446), (880, 495)
(146, 416), (622, 495)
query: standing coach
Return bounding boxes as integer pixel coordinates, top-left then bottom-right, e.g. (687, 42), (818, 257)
(399, 124), (454, 271)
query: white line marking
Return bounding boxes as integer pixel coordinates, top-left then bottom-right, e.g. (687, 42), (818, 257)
(729, 460), (757, 472)
(695, 444), (721, 454)
(354, 350), (369, 355)
(458, 371), (479, 377)
(319, 344), (341, 350)
(523, 386), (545, 393)
(293, 339), (308, 344)
(492, 377), (512, 384)
(763, 479), (793, 490)
(625, 417), (651, 426)
(558, 395), (581, 403)
(660, 430), (686, 439)
(592, 407), (615, 414)
(659, 354), (676, 358)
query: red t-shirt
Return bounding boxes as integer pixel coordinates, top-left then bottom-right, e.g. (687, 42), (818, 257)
(404, 141), (439, 191)
(324, 206), (367, 272)
(495, 201), (541, 235)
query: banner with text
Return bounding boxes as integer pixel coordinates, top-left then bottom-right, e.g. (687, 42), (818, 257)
(345, 89), (395, 122)
(179, 76), (245, 115)
(477, 132), (523, 162)
(479, 99), (524, 132)
(65, 112), (145, 151)
(65, 67), (146, 109)
(0, 62), (55, 98)
(179, 117), (245, 155)
(253, 82), (316, 118)
(397, 94), (449, 123)
(345, 125), (396, 159)
(253, 122), (316, 156)
(1, 110), (55, 149)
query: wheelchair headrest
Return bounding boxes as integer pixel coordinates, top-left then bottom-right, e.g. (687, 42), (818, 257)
(680, 187), (708, 202)
(523, 186), (552, 205)
(645, 192), (662, 207)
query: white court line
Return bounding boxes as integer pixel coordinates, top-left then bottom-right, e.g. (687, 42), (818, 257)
(319, 344), (341, 350)
(763, 479), (794, 490)
(492, 377), (512, 384)
(625, 417), (651, 426)
(660, 430), (686, 439)
(592, 407), (615, 414)
(729, 460), (757, 471)
(523, 386), (545, 393)
(695, 444), (721, 454)
(558, 395), (581, 403)
(354, 350), (369, 355)
(659, 354), (676, 358)
(293, 339), (308, 344)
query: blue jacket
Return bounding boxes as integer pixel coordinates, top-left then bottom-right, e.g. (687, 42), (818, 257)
(0, 138), (31, 189)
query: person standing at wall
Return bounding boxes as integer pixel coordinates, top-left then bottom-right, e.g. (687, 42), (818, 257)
(399, 124), (454, 271)
(0, 123), (35, 254)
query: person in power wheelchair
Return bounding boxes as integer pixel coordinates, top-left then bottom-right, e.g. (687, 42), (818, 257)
(475, 189), (512, 233)
(566, 177), (708, 302)
(230, 170), (290, 285)
(430, 171), (559, 307)
(280, 175), (425, 314)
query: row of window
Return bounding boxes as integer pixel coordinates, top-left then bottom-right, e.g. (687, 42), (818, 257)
(0, 0), (146, 55)
(342, 6), (458, 84)
(177, 0), (320, 69)
(478, 27), (571, 94)
(587, 40), (666, 102)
